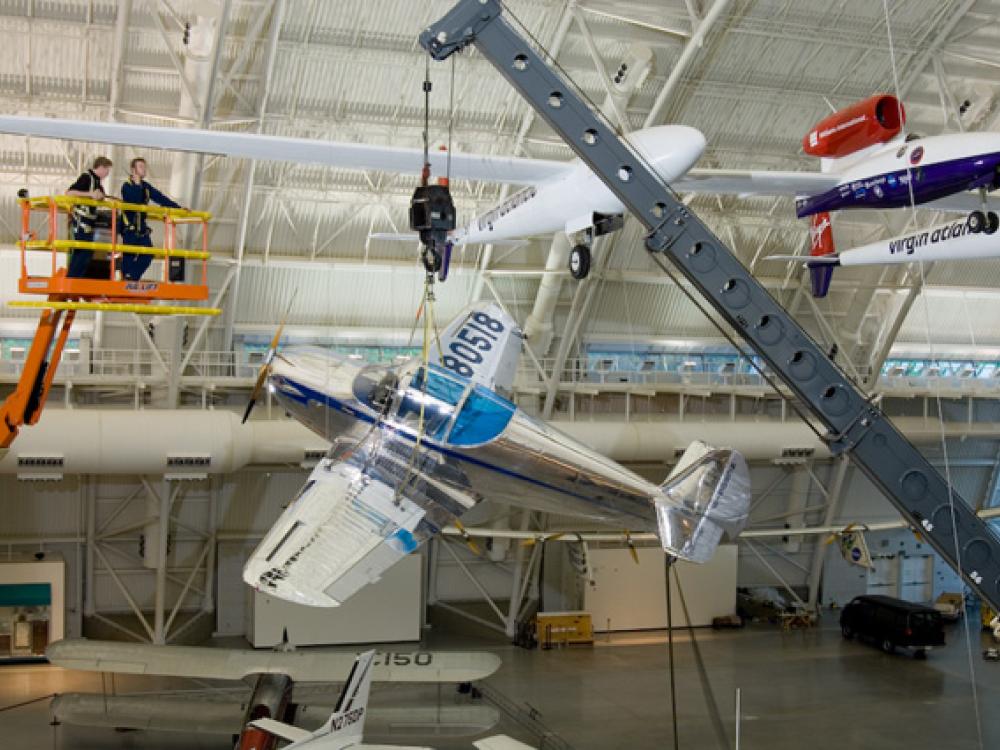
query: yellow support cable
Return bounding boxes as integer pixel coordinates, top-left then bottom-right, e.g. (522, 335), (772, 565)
(8, 301), (220, 316)
(22, 239), (210, 260)
(22, 195), (211, 221)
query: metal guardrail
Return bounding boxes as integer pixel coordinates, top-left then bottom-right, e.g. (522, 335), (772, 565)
(1, 349), (999, 397)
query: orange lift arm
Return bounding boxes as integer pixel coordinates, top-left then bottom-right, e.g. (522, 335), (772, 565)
(2, 195), (218, 449)
(0, 302), (75, 448)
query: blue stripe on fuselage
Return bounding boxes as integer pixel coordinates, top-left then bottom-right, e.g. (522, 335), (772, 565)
(273, 376), (641, 512)
(796, 152), (1000, 218)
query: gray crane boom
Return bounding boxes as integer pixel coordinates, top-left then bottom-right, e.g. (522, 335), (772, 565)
(419, 0), (1000, 611)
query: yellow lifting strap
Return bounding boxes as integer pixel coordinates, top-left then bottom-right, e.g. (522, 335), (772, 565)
(23, 239), (210, 260)
(8, 300), (220, 316)
(22, 195), (211, 222)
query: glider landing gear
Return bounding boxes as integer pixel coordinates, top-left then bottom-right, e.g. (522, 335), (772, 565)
(968, 210), (999, 235)
(569, 244), (591, 280)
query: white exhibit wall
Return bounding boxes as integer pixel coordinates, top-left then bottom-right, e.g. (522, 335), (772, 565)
(584, 546), (738, 631)
(1, 430), (995, 640)
(250, 554), (422, 647)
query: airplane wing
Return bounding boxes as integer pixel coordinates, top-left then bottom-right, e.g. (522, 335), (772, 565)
(51, 692), (500, 737)
(672, 167), (841, 197)
(243, 424), (479, 607)
(0, 116), (571, 185)
(429, 302), (523, 396)
(249, 718), (313, 743)
(46, 639), (500, 683)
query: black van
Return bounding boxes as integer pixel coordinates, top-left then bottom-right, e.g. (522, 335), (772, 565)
(840, 595), (945, 658)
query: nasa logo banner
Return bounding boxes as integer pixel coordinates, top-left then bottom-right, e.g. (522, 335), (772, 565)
(838, 529), (873, 570)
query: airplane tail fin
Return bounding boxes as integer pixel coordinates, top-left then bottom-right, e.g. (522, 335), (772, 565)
(320, 649), (375, 741)
(653, 441), (750, 563)
(429, 302), (523, 397)
(808, 211), (836, 298)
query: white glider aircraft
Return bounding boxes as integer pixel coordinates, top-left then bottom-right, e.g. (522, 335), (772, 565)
(3, 92), (999, 285)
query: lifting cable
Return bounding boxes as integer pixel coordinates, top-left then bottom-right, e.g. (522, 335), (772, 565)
(882, 4), (984, 747)
(394, 63), (451, 505)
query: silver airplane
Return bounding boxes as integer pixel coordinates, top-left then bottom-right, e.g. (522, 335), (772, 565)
(243, 302), (751, 607)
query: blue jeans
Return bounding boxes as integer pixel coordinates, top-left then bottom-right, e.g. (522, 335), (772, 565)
(121, 232), (153, 280)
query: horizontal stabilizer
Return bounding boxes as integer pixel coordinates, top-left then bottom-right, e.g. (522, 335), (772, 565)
(248, 718), (312, 744)
(764, 254), (840, 265)
(654, 441), (750, 563)
(474, 736), (539, 750)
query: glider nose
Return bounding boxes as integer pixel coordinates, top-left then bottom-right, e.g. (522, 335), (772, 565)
(629, 125), (706, 184)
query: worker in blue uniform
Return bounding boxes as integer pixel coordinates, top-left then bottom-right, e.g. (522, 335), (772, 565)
(65, 156), (113, 278)
(119, 157), (185, 281)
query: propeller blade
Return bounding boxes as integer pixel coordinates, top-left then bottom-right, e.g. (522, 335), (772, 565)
(241, 365), (271, 424)
(453, 519), (481, 555)
(242, 292), (298, 424)
(625, 531), (639, 565)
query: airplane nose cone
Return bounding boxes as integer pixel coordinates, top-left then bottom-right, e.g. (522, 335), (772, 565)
(628, 125), (706, 184)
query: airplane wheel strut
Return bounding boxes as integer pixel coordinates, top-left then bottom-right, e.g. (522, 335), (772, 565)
(569, 244), (591, 280)
(969, 210), (987, 233)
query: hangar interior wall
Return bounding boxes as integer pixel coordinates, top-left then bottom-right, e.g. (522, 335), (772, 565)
(0, 440), (994, 643)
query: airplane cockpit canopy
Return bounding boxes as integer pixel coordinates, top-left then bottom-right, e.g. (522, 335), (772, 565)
(355, 362), (516, 448)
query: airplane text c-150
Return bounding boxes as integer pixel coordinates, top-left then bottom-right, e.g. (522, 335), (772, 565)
(241, 302), (750, 607)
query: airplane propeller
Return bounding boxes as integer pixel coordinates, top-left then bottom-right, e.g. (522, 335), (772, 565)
(242, 294), (297, 424)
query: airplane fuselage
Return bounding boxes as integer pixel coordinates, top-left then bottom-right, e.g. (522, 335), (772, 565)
(453, 124), (706, 245)
(268, 348), (662, 529)
(796, 132), (1000, 217)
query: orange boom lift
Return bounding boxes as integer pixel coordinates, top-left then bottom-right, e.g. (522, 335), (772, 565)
(0, 195), (219, 449)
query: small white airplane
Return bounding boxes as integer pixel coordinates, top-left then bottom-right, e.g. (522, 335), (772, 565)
(247, 649), (430, 750)
(240, 301), (750, 607)
(46, 638), (501, 750)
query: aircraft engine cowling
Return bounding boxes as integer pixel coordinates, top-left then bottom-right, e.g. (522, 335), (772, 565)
(803, 94), (904, 159)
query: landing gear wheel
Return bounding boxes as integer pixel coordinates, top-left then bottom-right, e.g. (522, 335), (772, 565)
(841, 625), (854, 640)
(914, 649), (927, 660)
(968, 210), (987, 233)
(987, 212), (999, 235)
(569, 244), (591, 280)
(881, 638), (895, 654)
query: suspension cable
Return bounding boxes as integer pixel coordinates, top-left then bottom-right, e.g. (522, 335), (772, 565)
(881, 3), (984, 747)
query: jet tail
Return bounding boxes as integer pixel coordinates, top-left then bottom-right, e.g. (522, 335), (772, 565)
(653, 441), (750, 563)
(808, 211), (836, 298)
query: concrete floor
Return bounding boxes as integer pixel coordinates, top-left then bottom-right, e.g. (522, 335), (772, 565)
(0, 618), (997, 750)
